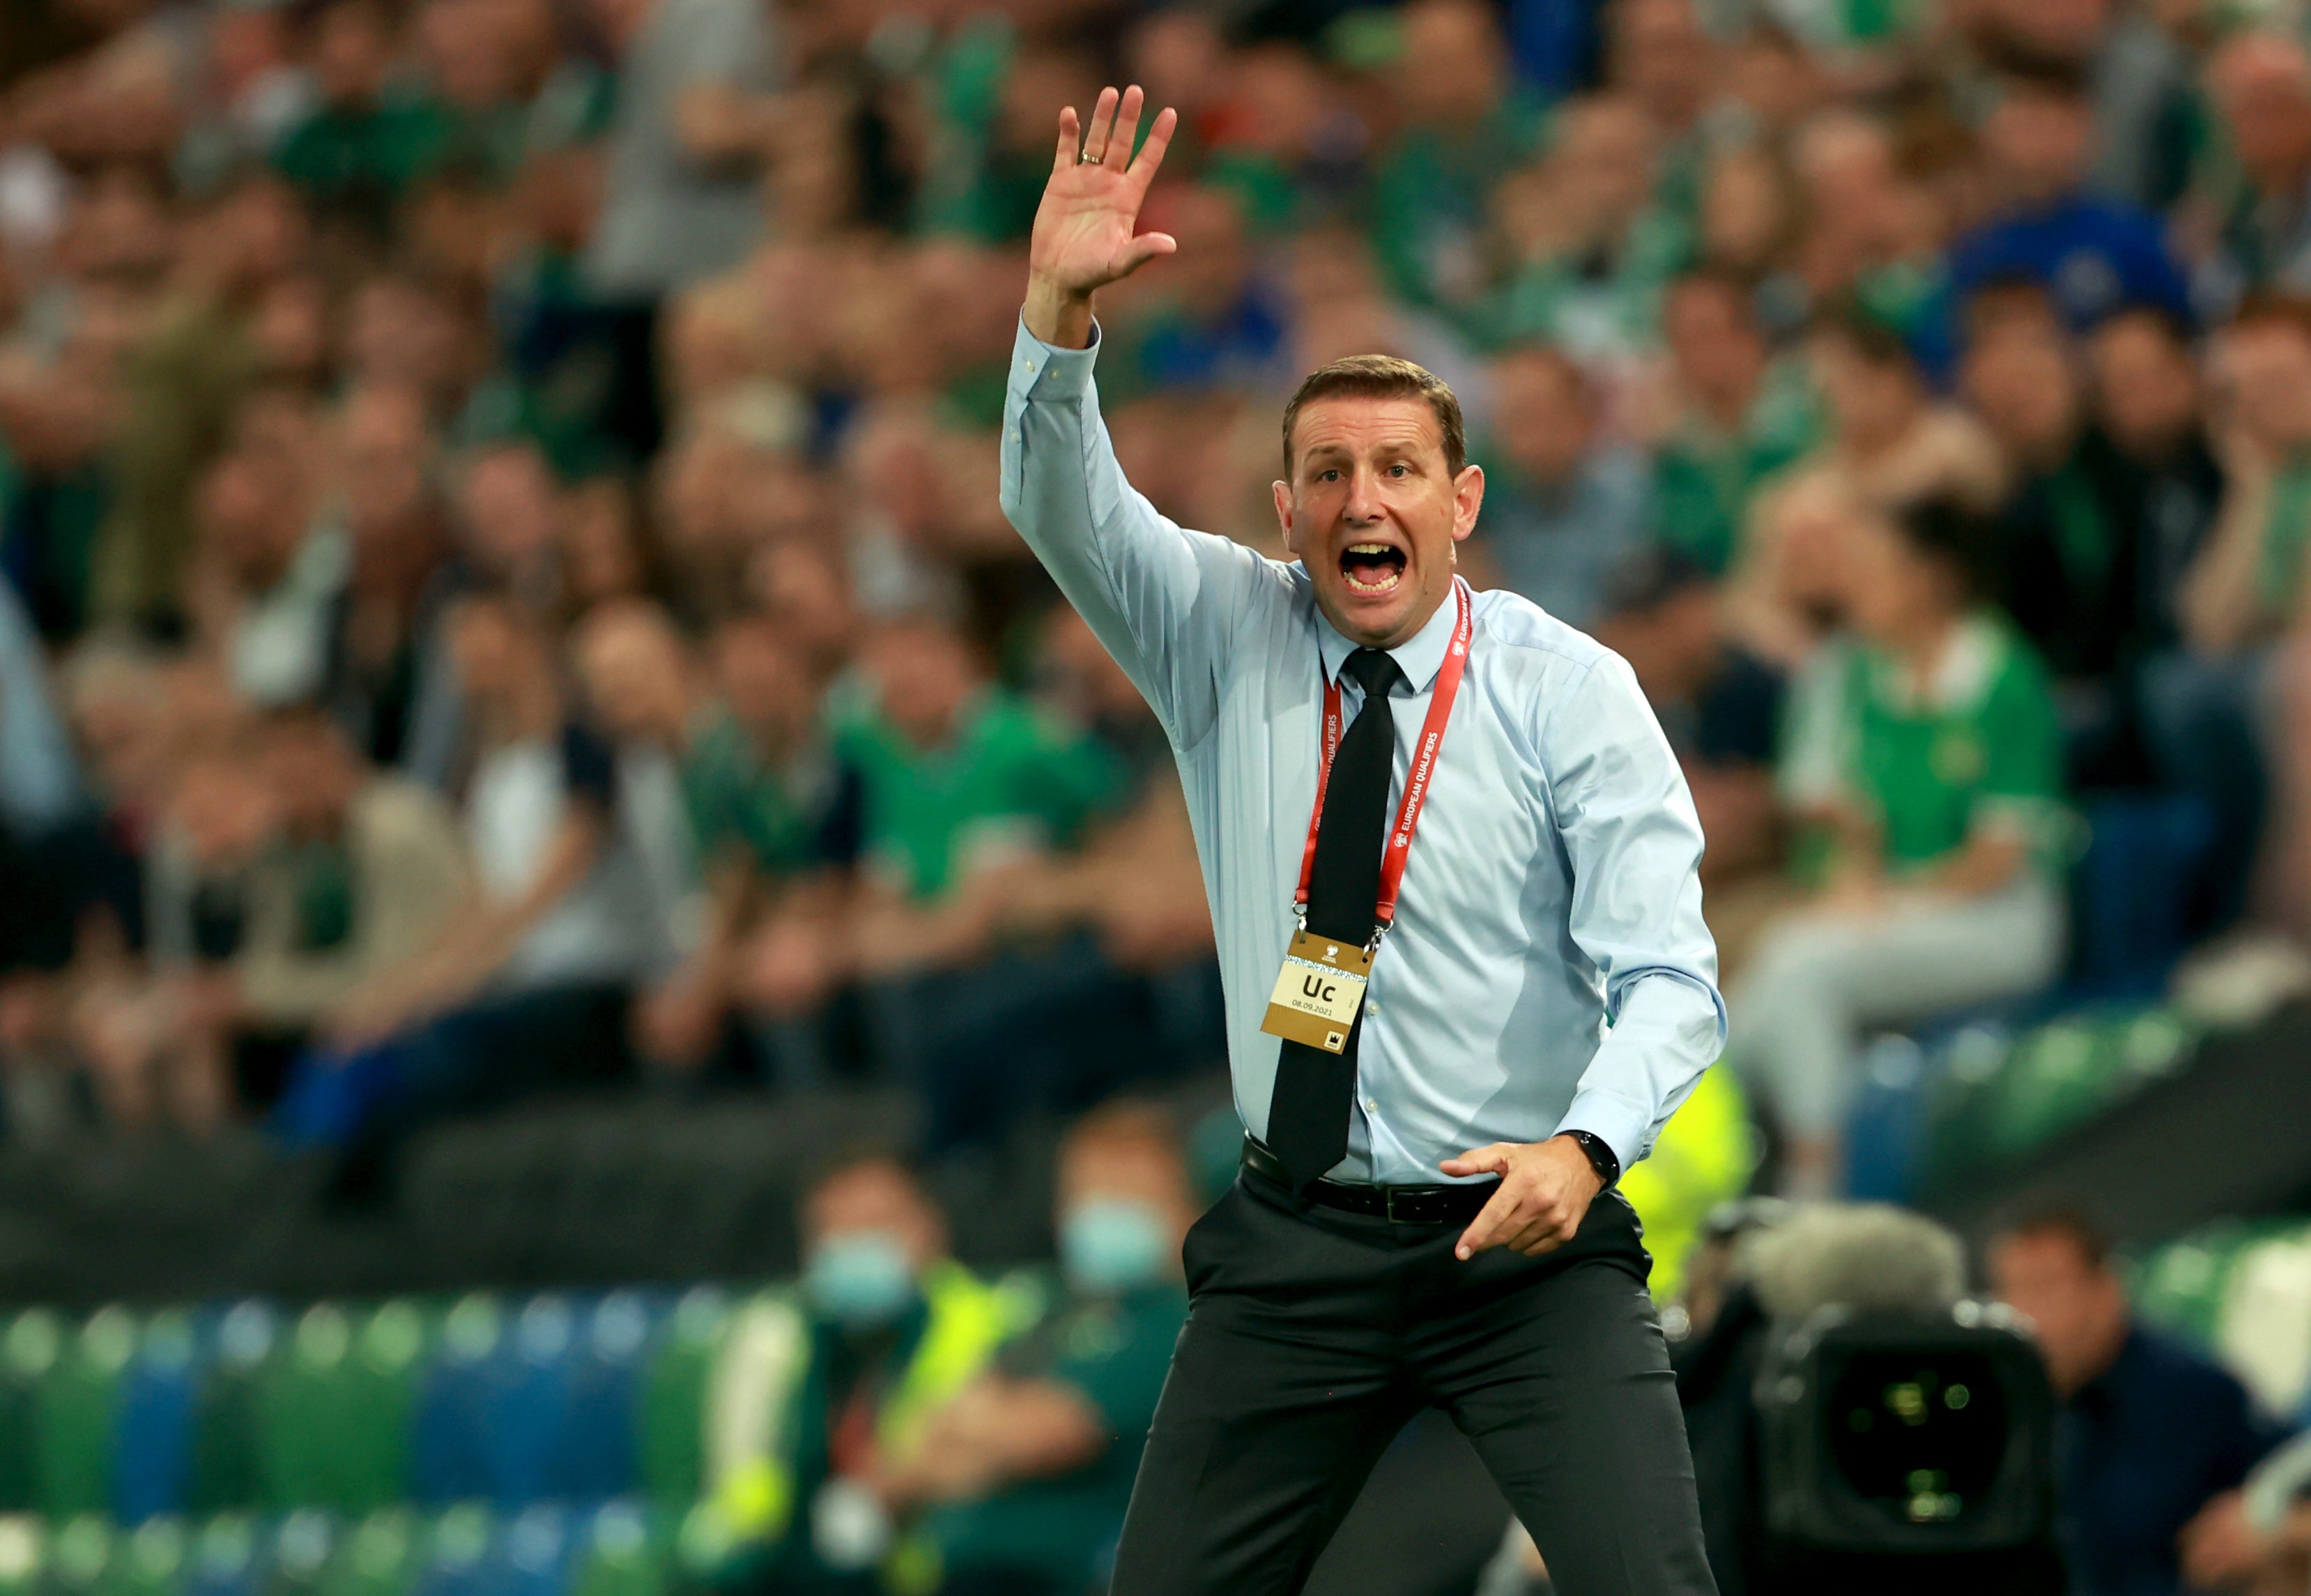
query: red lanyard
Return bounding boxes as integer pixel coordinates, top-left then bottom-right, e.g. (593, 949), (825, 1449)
(1294, 578), (1475, 945)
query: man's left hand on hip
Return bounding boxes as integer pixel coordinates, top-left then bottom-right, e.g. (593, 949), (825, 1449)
(1443, 1136), (1606, 1261)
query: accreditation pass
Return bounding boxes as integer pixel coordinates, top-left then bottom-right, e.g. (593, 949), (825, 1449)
(1260, 930), (1375, 1054)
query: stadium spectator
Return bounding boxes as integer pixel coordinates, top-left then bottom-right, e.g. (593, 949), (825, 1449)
(0, 575), (80, 847)
(2199, 33), (2311, 302)
(92, 174), (307, 634)
(2180, 1432), (2311, 1592)
(1933, 61), (2192, 374)
(2084, 307), (2225, 670)
(0, 0), (2298, 1277)
(1592, 549), (1786, 910)
(581, 0), (776, 305)
(273, 591), (677, 1186)
(188, 438), (344, 709)
(1990, 1209), (2289, 1596)
(274, 0), (452, 239)
(1797, 308), (2005, 514)
(1105, 183), (1292, 400)
(842, 611), (1213, 1149)
(1649, 270), (1820, 578)
(838, 614), (1119, 976)
(319, 382), (452, 766)
(1730, 498), (2066, 1195)
(1483, 92), (1678, 357)
(712, 1146), (1024, 1593)
(1474, 344), (1650, 630)
(1367, 0), (1543, 335)
(1961, 286), (2140, 783)
(73, 737), (270, 1131)
(888, 1103), (1194, 1596)
(2156, 296), (2311, 931)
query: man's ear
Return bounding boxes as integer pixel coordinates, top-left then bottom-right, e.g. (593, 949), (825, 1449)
(1273, 479), (1299, 555)
(1450, 463), (1485, 544)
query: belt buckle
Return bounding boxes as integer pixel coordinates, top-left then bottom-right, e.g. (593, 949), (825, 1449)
(1383, 1186), (1411, 1223)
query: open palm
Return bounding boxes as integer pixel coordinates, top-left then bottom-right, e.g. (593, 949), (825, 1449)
(1029, 86), (1180, 301)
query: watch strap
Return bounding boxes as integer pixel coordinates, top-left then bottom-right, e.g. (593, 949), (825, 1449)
(1563, 1129), (1620, 1189)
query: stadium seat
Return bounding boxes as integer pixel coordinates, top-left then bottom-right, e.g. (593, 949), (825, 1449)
(408, 1504), (497, 1596)
(321, 1509), (424, 1596)
(178, 1514), (263, 1596)
(190, 1306), (275, 1514)
(0, 1313), (61, 1512)
(637, 1289), (728, 1514)
(565, 1502), (668, 1596)
(410, 1297), (506, 1506)
(113, 1312), (203, 1524)
(553, 1295), (655, 1503)
(38, 1310), (136, 1520)
(255, 1303), (427, 1514)
(495, 1504), (578, 1596)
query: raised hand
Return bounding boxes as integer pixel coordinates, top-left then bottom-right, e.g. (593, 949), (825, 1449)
(1024, 85), (1179, 349)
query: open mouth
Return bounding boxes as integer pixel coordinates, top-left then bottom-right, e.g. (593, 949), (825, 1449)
(1339, 542), (1407, 597)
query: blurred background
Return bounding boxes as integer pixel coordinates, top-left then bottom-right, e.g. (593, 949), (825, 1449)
(1, 0), (2310, 1587)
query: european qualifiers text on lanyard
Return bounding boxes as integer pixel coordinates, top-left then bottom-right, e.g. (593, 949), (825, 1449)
(1259, 579), (1474, 1054)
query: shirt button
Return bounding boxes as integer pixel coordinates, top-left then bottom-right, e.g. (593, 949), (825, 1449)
(1367, 1000), (1381, 1015)
(1362, 1098), (1378, 1113)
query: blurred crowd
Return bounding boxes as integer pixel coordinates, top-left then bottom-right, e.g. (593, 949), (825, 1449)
(8, 0), (2311, 1586)
(6, 0), (2311, 1204)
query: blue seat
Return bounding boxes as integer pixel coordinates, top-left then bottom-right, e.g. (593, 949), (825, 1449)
(411, 1298), (506, 1506)
(414, 1292), (650, 1510)
(112, 1310), (204, 1522)
(548, 1294), (655, 1503)
(494, 1504), (578, 1596)
(483, 1298), (581, 1507)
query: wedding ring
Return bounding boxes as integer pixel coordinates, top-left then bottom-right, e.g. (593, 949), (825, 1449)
(1078, 147), (1103, 163)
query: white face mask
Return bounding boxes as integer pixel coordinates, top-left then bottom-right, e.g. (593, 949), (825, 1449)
(803, 1230), (916, 1326)
(1060, 1197), (1172, 1294)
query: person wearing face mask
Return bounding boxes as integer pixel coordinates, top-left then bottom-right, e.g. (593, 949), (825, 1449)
(707, 1148), (1030, 1595)
(880, 1104), (1195, 1596)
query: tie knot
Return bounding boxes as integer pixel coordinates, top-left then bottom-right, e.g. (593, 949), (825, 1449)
(1342, 648), (1402, 698)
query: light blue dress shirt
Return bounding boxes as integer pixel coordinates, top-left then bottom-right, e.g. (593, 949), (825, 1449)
(999, 321), (1725, 1183)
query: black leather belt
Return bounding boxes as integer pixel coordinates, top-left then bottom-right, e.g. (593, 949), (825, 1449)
(1241, 1137), (1498, 1226)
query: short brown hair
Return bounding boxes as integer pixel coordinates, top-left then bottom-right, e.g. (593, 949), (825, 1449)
(1995, 1206), (2112, 1272)
(2231, 291), (2311, 344)
(1280, 355), (1466, 479)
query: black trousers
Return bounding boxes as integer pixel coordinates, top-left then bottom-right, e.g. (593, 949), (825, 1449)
(1110, 1167), (1719, 1596)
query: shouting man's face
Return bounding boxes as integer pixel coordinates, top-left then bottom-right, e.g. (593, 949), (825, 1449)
(1274, 397), (1484, 649)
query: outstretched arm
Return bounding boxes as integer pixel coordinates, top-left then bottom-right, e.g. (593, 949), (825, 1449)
(1001, 85), (1281, 752)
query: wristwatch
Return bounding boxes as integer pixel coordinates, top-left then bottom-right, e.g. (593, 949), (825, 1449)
(1562, 1130), (1620, 1190)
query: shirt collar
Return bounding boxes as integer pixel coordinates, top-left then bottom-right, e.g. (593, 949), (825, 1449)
(1315, 577), (1464, 695)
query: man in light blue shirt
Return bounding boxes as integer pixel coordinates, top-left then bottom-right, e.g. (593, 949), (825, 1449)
(999, 85), (1723, 1596)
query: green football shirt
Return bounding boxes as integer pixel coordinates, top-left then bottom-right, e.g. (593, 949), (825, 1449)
(1782, 615), (2066, 877)
(835, 690), (1122, 900)
(928, 1282), (1188, 1588)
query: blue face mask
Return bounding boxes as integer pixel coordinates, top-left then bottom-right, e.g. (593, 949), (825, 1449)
(1061, 1199), (1172, 1295)
(804, 1231), (917, 1328)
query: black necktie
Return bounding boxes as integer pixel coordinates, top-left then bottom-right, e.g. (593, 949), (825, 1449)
(1266, 647), (1403, 1187)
